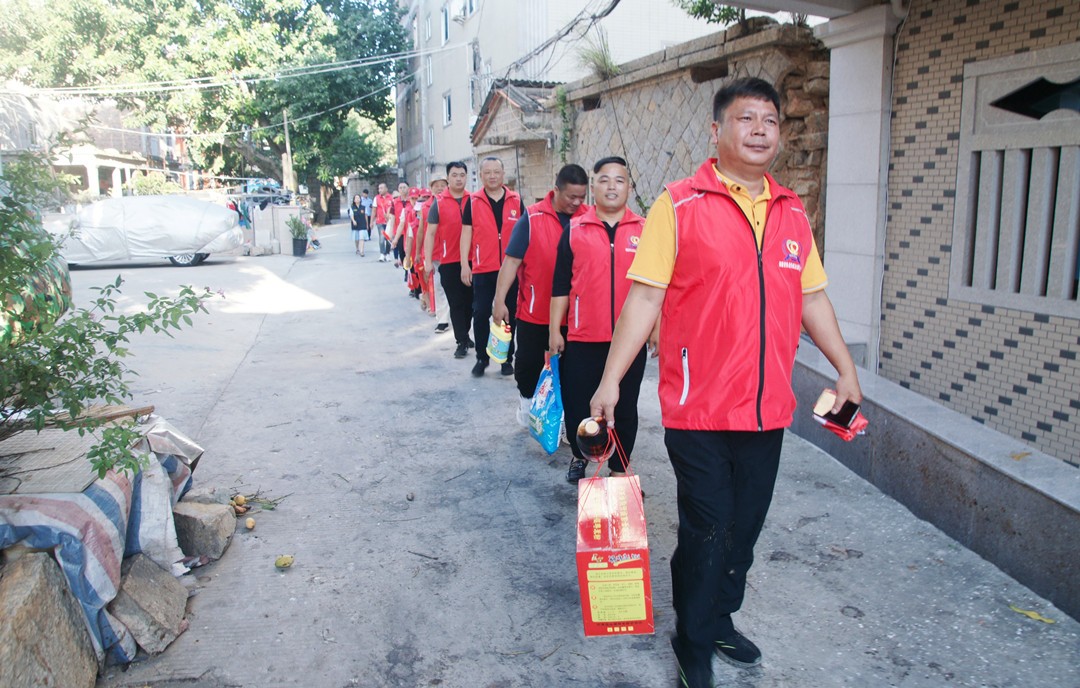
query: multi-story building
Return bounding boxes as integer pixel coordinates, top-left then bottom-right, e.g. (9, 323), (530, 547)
(395, 0), (719, 191)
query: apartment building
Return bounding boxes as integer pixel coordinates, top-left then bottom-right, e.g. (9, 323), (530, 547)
(395, 0), (718, 190)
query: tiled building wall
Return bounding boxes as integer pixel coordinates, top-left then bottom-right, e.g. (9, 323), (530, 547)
(882, 0), (1080, 466)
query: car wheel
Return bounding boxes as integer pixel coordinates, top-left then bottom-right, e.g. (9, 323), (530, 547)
(169, 253), (207, 267)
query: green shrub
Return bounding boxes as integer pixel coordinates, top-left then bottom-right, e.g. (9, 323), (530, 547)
(1, 146), (215, 478)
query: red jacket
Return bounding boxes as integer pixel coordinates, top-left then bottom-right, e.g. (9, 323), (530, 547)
(659, 159), (815, 432)
(416, 198), (435, 264)
(432, 190), (467, 265)
(517, 191), (587, 325)
(374, 193), (393, 225)
(467, 186), (522, 274)
(566, 207), (645, 342)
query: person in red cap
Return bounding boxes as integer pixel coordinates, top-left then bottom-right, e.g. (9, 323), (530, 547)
(419, 177), (450, 330)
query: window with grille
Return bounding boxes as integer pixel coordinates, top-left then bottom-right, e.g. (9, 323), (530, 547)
(951, 43), (1080, 317)
(443, 93), (452, 126)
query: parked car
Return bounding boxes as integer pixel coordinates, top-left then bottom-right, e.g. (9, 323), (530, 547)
(45, 196), (243, 267)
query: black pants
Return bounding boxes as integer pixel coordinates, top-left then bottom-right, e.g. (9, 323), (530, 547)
(437, 262), (473, 346)
(560, 340), (646, 472)
(665, 428), (784, 666)
(514, 320), (557, 398)
(472, 272), (517, 364)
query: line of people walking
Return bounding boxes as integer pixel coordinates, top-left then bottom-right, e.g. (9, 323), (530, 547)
(353, 77), (863, 688)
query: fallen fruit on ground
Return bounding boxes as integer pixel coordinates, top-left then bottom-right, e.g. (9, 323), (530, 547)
(275, 554), (294, 569)
(234, 494), (247, 506)
(245, 518), (255, 530)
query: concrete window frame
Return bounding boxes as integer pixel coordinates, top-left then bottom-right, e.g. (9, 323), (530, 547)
(950, 42), (1080, 318)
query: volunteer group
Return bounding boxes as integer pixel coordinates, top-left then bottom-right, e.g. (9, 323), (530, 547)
(349, 78), (863, 688)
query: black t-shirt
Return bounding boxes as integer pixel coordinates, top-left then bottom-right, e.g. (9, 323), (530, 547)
(461, 191), (526, 232)
(505, 210), (574, 259)
(427, 194), (469, 224)
(552, 221), (618, 297)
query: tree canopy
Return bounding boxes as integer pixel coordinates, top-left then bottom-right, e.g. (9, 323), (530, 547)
(0, 0), (409, 185)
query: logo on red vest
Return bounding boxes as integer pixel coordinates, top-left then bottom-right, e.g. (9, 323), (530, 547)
(510, 208), (518, 218)
(779, 239), (802, 271)
(626, 235), (640, 253)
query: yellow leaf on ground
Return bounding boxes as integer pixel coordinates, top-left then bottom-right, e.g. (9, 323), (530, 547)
(1009, 605), (1055, 623)
(1009, 452), (1031, 461)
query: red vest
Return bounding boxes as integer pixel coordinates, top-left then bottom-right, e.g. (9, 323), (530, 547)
(468, 186), (522, 274)
(567, 207), (645, 342)
(433, 190), (467, 264)
(374, 193), (393, 224)
(659, 159), (814, 432)
(516, 191), (587, 325)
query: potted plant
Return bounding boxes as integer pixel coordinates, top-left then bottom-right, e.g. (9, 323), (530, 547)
(285, 215), (307, 257)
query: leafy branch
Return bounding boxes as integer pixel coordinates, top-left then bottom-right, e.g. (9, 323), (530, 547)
(1, 146), (216, 478)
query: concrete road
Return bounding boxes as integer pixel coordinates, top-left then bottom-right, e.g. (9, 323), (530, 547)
(88, 227), (1079, 688)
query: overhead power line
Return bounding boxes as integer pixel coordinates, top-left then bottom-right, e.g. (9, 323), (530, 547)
(3, 43), (462, 98)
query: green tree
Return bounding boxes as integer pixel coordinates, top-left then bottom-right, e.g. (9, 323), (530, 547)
(672, 0), (745, 26)
(0, 0), (408, 220)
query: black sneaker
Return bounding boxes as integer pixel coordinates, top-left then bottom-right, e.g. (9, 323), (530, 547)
(435, 323), (449, 333)
(714, 630), (761, 668)
(500, 362), (514, 376)
(673, 636), (714, 688)
(566, 458), (587, 483)
(471, 360), (488, 377)
(454, 343), (468, 359)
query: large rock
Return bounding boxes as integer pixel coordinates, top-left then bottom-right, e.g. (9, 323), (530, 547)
(108, 554), (188, 655)
(0, 552), (97, 688)
(173, 501), (235, 559)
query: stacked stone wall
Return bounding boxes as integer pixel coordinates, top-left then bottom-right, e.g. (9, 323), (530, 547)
(561, 22), (830, 247)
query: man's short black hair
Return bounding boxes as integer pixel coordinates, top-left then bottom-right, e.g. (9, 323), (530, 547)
(592, 156), (628, 174)
(712, 77), (781, 121)
(362, 188), (369, 194)
(481, 156), (503, 168)
(555, 164), (588, 189)
(446, 161), (467, 174)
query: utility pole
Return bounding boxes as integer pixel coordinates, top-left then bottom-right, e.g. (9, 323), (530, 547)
(282, 110), (296, 193)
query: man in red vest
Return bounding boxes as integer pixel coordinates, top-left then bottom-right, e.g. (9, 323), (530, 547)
(493, 164), (589, 427)
(591, 78), (863, 687)
(424, 161), (474, 358)
(460, 157), (526, 377)
(549, 157), (646, 483)
(373, 182), (394, 262)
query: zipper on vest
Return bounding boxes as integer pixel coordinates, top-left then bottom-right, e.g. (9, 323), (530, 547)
(529, 285), (535, 313)
(475, 244), (480, 265)
(498, 225), (503, 264)
(609, 239), (616, 335)
(756, 249), (766, 431)
(574, 295), (580, 329)
(679, 347), (690, 405)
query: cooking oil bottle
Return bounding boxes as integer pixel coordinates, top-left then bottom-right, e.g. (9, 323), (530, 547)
(487, 318), (512, 363)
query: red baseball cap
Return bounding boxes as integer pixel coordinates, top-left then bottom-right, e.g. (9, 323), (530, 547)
(409, 187), (420, 197)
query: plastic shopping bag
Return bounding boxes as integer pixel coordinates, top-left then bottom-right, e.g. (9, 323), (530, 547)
(529, 353), (563, 455)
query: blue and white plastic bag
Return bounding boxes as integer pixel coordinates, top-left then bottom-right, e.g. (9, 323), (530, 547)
(529, 353), (563, 455)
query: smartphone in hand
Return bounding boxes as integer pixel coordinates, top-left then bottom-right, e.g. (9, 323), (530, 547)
(813, 389), (860, 428)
